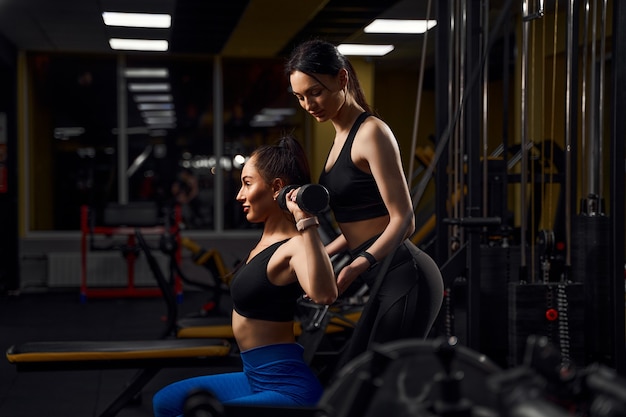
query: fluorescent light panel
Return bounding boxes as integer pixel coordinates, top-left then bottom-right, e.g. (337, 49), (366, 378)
(145, 116), (177, 124)
(138, 103), (174, 111)
(337, 44), (394, 56)
(103, 12), (171, 28)
(261, 107), (296, 116)
(109, 38), (168, 51)
(141, 110), (175, 118)
(253, 114), (282, 123)
(128, 83), (171, 92)
(364, 19), (437, 34)
(124, 68), (169, 78)
(134, 94), (173, 102)
(53, 127), (85, 139)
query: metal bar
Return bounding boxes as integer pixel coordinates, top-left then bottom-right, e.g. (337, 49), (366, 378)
(435, 0), (452, 265)
(564, 0), (579, 270)
(587, 0), (599, 200)
(117, 54), (128, 204)
(465, 0), (482, 351)
(580, 0), (590, 213)
(213, 56), (224, 232)
(407, 0), (433, 186)
(597, 0), (607, 202)
(520, 0), (530, 277)
(482, 0), (490, 218)
(501, 13), (511, 230)
(452, 0), (461, 245)
(610, 0), (626, 375)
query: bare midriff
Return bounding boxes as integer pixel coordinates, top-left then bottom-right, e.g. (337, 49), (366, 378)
(232, 310), (296, 352)
(338, 215), (389, 250)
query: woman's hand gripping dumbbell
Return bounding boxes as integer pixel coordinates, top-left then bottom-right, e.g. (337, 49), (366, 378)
(277, 184), (330, 215)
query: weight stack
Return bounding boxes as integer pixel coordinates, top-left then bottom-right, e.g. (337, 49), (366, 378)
(508, 282), (585, 367)
(571, 213), (612, 365)
(480, 244), (520, 368)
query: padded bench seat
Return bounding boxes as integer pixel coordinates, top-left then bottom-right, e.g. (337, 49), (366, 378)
(177, 316), (234, 339)
(6, 338), (236, 371)
(6, 338), (240, 417)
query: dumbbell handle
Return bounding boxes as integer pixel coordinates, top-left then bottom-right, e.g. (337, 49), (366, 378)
(278, 184), (330, 214)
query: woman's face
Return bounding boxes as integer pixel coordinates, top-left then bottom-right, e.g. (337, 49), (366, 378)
(235, 156), (276, 223)
(289, 70), (344, 122)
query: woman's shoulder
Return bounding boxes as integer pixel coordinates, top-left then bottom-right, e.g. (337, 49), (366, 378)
(283, 233), (305, 250)
(270, 234), (307, 270)
(280, 232), (323, 257)
(357, 115), (396, 147)
(269, 234), (302, 254)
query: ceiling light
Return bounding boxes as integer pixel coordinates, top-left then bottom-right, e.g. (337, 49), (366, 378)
(103, 12), (171, 28)
(137, 103), (175, 111)
(53, 127), (85, 139)
(146, 123), (177, 130)
(141, 110), (176, 118)
(261, 108), (296, 116)
(145, 117), (177, 125)
(134, 94), (173, 102)
(337, 44), (394, 56)
(364, 19), (437, 34)
(109, 38), (168, 51)
(128, 83), (171, 92)
(252, 114), (282, 123)
(124, 68), (169, 78)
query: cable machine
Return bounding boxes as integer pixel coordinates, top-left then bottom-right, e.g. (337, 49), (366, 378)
(410, 0), (624, 372)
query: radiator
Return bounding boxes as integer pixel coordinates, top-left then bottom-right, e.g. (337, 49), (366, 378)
(47, 251), (170, 288)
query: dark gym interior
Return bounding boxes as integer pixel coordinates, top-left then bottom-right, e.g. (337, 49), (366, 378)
(0, 1), (625, 416)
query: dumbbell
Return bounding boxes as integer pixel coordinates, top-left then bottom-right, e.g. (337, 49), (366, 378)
(277, 184), (330, 214)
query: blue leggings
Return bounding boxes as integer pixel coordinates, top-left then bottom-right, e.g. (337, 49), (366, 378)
(152, 343), (324, 417)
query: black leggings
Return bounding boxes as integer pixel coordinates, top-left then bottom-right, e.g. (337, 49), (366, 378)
(338, 239), (443, 369)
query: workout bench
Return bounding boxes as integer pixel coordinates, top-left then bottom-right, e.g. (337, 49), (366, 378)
(6, 228), (240, 417)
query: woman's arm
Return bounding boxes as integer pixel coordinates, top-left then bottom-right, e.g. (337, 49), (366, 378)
(354, 117), (415, 260)
(333, 118), (414, 295)
(325, 234), (348, 257)
(287, 193), (338, 305)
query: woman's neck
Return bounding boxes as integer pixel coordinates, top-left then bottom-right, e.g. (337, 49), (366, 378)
(261, 213), (298, 241)
(332, 101), (366, 135)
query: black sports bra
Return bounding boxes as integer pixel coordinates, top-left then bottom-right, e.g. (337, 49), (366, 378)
(230, 239), (303, 322)
(319, 112), (388, 223)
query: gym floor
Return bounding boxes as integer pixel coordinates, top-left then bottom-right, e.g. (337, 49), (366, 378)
(0, 289), (236, 417)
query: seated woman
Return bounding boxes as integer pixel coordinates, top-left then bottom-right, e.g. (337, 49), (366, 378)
(152, 135), (338, 417)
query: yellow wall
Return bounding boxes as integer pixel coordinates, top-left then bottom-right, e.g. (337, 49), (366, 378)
(374, 66), (435, 177)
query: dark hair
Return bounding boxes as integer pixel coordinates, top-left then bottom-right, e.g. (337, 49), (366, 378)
(250, 134), (311, 186)
(285, 39), (373, 114)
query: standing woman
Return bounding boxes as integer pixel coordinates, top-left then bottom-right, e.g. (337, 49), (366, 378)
(152, 135), (337, 416)
(286, 39), (443, 366)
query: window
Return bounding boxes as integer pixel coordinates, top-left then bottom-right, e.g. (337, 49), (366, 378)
(25, 52), (303, 232)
